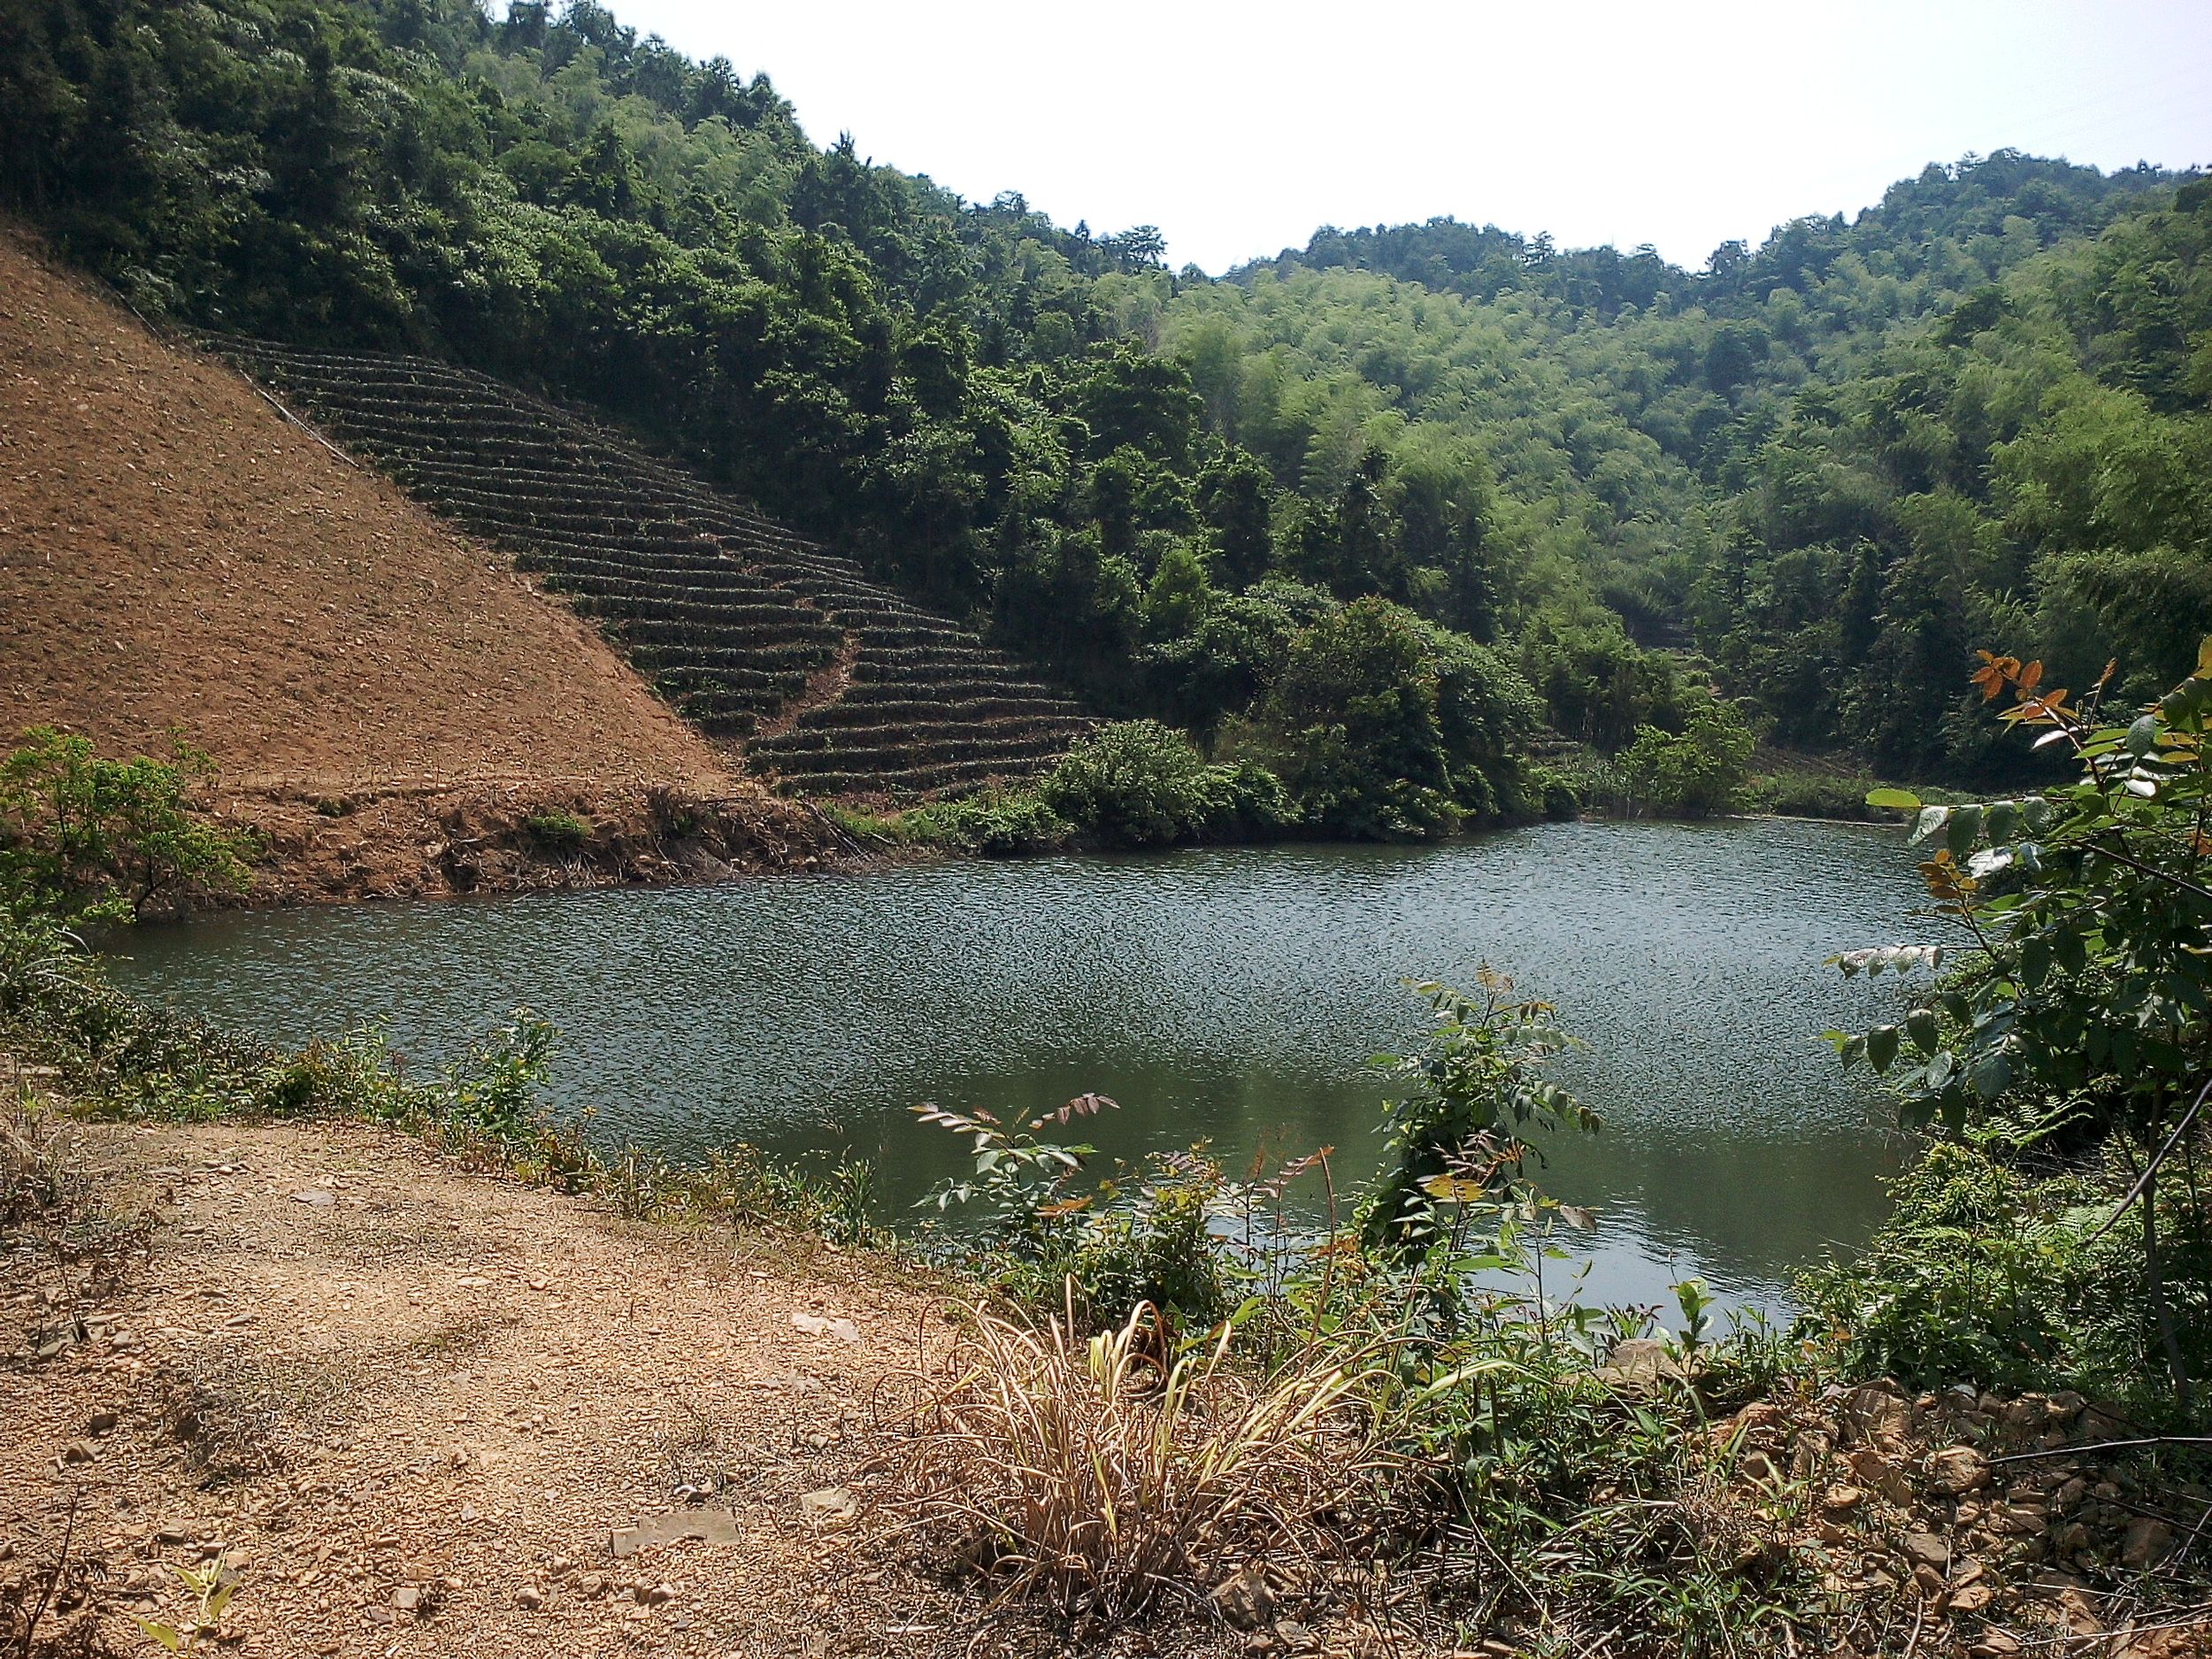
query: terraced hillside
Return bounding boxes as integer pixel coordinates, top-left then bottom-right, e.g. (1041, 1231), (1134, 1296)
(221, 342), (1092, 798)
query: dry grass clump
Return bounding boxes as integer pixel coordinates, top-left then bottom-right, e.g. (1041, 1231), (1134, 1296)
(879, 1292), (1386, 1623)
(2, 1088), (80, 1234)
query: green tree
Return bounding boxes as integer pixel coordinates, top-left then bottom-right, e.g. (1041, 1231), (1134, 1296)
(0, 728), (255, 923)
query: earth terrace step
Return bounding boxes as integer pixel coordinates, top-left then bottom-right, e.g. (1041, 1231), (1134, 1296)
(837, 674), (1071, 704)
(630, 641), (840, 678)
(660, 680), (808, 716)
(752, 727), (1089, 768)
(624, 628), (836, 664)
(567, 594), (833, 630)
(850, 647), (1026, 677)
(788, 695), (1084, 730)
(535, 572), (797, 611)
(690, 710), (759, 739)
(518, 534), (757, 571)
(752, 725), (1083, 768)
(408, 496), (712, 544)
(770, 754), (1065, 798)
(505, 525), (734, 561)
(396, 461), (671, 510)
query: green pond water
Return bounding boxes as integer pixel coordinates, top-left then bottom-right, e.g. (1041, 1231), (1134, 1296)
(111, 818), (1924, 1313)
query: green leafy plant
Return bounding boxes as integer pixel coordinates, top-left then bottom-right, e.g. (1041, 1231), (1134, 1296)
(1362, 972), (1598, 1251)
(133, 1556), (239, 1652)
(0, 727), (254, 923)
(521, 810), (592, 852)
(1614, 696), (1756, 818)
(1829, 640), (2212, 1417)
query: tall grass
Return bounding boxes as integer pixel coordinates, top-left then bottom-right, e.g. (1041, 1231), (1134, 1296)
(882, 1292), (1389, 1621)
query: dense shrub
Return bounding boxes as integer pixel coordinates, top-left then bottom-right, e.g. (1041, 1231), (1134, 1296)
(0, 727), (254, 922)
(1260, 598), (1540, 839)
(1038, 720), (1293, 849)
(1798, 1140), (2212, 1425)
(905, 790), (1074, 856)
(1614, 696), (1756, 816)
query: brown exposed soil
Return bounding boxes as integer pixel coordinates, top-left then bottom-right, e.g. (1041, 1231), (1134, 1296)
(0, 225), (840, 902)
(0, 1117), (970, 1659)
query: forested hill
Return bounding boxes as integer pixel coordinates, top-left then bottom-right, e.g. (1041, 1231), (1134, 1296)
(6, 0), (2208, 805)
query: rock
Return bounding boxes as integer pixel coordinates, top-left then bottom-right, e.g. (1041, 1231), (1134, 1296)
(514, 1586), (543, 1610)
(640, 1583), (675, 1607)
(58, 1440), (96, 1465)
(1211, 1562), (1274, 1631)
(1738, 1449), (1781, 1486)
(2122, 1517), (2175, 1571)
(1951, 1583), (1994, 1614)
(1929, 1446), (1991, 1495)
(609, 1509), (741, 1556)
(1847, 1448), (1913, 1505)
(1598, 1338), (1685, 1387)
(291, 1190), (335, 1209)
(86, 1409), (119, 1436)
(1970, 1632), (2022, 1659)
(1901, 1533), (1951, 1571)
(2056, 1587), (2105, 1637)
(390, 1587), (423, 1615)
(790, 1311), (860, 1345)
(1272, 1619), (1316, 1653)
(576, 1573), (606, 1600)
(156, 1522), (196, 1546)
(797, 1486), (857, 1531)
(1842, 1384), (1913, 1448)
(1791, 1430), (1833, 1482)
(2046, 1390), (2085, 1421)
(1819, 1484), (1867, 1514)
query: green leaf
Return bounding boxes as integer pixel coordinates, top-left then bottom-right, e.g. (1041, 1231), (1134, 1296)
(2020, 936), (2053, 990)
(1944, 803), (1985, 859)
(1970, 1050), (2012, 1101)
(2056, 929), (2089, 975)
(1985, 800), (2019, 842)
(1906, 1009), (1940, 1054)
(1865, 787), (1922, 810)
(2124, 714), (2160, 757)
(1909, 805), (1948, 846)
(1867, 1025), (1900, 1072)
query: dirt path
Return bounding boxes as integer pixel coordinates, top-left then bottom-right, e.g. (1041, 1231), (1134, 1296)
(1, 1120), (986, 1658)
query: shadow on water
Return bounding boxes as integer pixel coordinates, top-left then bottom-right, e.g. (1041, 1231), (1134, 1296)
(111, 818), (1924, 1313)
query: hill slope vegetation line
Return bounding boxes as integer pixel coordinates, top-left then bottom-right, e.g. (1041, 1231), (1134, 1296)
(0, 227), (842, 901)
(4, 0), (2206, 798)
(220, 339), (1095, 798)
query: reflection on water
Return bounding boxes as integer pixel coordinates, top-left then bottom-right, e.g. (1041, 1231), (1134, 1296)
(112, 818), (1923, 1311)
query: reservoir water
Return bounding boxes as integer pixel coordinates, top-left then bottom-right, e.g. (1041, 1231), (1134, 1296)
(111, 818), (1924, 1312)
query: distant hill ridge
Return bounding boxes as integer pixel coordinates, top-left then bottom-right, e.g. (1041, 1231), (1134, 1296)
(221, 342), (1094, 799)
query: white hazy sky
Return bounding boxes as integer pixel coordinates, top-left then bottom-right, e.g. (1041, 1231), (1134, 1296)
(597, 0), (2212, 274)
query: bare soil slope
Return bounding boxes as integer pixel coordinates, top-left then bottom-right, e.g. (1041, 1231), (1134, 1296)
(1, 1118), (986, 1659)
(0, 228), (838, 899)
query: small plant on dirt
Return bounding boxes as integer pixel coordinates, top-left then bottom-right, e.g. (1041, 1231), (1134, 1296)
(2, 1091), (76, 1235)
(883, 1289), (1386, 1623)
(520, 810), (591, 853)
(131, 1557), (239, 1652)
